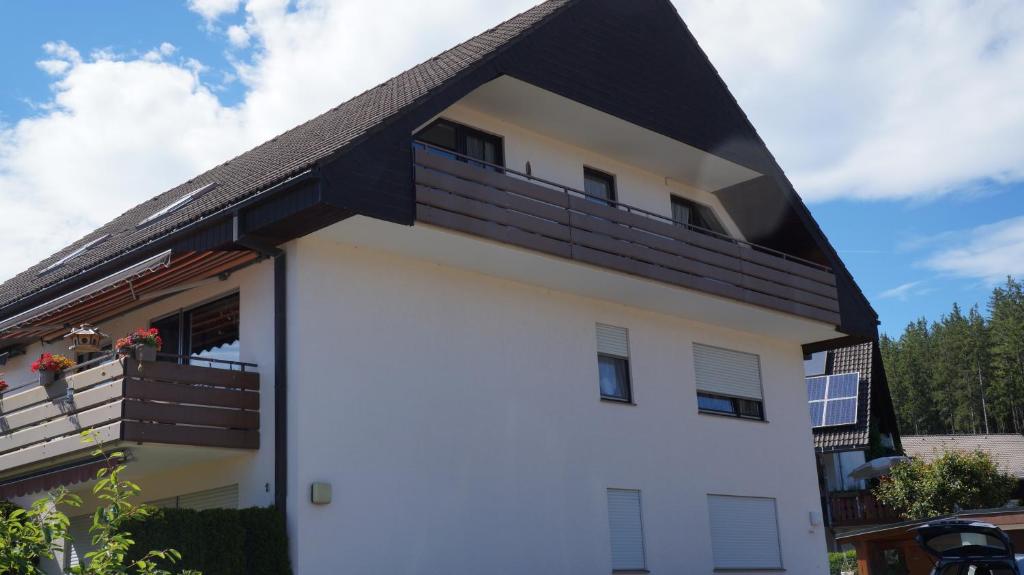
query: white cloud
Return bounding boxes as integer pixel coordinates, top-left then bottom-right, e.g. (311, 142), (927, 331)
(922, 216), (1024, 283)
(226, 25), (250, 48)
(878, 281), (928, 301)
(187, 0), (241, 22)
(677, 0), (1024, 202)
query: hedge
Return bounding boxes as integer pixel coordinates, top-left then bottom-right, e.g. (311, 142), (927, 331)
(125, 506), (292, 575)
(829, 550), (857, 575)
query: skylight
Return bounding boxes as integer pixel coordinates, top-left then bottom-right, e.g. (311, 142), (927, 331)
(38, 234), (111, 275)
(807, 372), (860, 428)
(138, 182), (216, 227)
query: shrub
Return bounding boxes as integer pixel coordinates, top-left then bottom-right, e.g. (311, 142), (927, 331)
(829, 550), (857, 574)
(874, 449), (1016, 519)
(126, 507), (291, 575)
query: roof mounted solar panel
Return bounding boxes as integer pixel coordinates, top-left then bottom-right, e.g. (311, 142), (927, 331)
(807, 372), (860, 428)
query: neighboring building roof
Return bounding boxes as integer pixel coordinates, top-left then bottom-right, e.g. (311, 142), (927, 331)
(813, 342), (874, 451)
(0, 0), (571, 314)
(902, 434), (1024, 479)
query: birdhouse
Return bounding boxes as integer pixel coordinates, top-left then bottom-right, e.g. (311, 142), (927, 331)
(65, 324), (105, 354)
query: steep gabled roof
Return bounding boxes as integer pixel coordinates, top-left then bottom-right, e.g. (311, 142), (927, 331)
(0, 0), (571, 314)
(0, 0), (876, 343)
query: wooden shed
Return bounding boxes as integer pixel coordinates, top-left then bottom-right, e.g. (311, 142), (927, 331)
(837, 509), (1024, 575)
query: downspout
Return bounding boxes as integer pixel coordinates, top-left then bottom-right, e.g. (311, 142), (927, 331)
(232, 215), (288, 515)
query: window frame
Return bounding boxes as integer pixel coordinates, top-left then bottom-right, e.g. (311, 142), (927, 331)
(697, 391), (765, 421)
(415, 118), (505, 168)
(598, 352), (633, 404)
(670, 194), (727, 236)
(583, 166), (618, 206)
(150, 291), (240, 366)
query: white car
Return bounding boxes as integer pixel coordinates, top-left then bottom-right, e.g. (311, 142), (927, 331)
(917, 520), (1024, 575)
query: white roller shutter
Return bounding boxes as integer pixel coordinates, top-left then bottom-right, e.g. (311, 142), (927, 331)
(597, 324), (629, 358)
(693, 343), (763, 400)
(707, 495), (782, 570)
(607, 489), (646, 571)
(65, 515), (93, 570)
(178, 484), (239, 510)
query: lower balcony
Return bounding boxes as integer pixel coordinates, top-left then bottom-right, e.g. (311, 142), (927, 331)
(0, 355), (259, 498)
(829, 490), (902, 528)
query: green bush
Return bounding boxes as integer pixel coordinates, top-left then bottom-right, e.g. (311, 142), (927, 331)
(829, 550), (857, 575)
(126, 506), (291, 575)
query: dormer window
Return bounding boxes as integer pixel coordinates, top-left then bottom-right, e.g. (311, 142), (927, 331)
(416, 119), (503, 169)
(38, 234), (110, 275)
(138, 182), (216, 228)
(671, 195), (726, 236)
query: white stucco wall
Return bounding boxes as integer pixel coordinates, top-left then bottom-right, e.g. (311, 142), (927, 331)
(286, 235), (826, 574)
(6, 259), (276, 513)
(432, 103), (746, 241)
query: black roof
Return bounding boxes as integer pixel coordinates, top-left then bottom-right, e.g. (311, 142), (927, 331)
(0, 0), (877, 342)
(0, 0), (570, 313)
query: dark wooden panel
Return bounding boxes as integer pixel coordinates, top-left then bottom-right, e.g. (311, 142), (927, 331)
(123, 400), (259, 430)
(415, 149), (569, 207)
(123, 378), (259, 410)
(127, 360), (259, 390)
(416, 186), (570, 241)
(416, 204), (573, 259)
(122, 421), (259, 449)
(416, 168), (570, 224)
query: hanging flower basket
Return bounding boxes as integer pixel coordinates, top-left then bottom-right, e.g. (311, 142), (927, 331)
(31, 353), (76, 387)
(115, 328), (162, 362)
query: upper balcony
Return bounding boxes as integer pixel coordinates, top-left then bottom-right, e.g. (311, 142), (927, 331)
(0, 354), (258, 498)
(412, 144), (841, 326)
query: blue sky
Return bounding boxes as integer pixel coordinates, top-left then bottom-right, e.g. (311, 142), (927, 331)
(1, 0), (1022, 337)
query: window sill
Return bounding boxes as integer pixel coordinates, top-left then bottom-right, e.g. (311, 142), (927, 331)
(601, 397), (637, 406)
(612, 570), (650, 574)
(698, 410), (768, 424)
(713, 569), (784, 573)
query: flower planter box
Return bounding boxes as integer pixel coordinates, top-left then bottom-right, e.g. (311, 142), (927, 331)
(38, 370), (57, 387)
(134, 345), (157, 362)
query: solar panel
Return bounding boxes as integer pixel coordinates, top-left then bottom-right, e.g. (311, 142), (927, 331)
(806, 372), (860, 428)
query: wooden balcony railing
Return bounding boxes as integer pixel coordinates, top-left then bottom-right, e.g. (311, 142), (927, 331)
(829, 490), (902, 527)
(0, 356), (259, 479)
(413, 144), (841, 325)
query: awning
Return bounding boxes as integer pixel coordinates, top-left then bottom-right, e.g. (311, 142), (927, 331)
(0, 250), (258, 342)
(0, 455), (121, 499)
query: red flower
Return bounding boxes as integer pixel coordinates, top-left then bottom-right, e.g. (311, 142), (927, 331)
(115, 327), (162, 352)
(31, 353), (75, 373)
(0, 381), (7, 393)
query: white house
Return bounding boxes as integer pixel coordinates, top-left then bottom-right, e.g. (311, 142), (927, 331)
(0, 1), (880, 573)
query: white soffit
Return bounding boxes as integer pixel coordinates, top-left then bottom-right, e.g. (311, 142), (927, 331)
(457, 75), (763, 192)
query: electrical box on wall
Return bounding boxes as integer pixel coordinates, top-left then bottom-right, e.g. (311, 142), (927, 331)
(311, 482), (332, 505)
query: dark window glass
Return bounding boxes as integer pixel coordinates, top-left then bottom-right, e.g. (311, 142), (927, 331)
(598, 354), (631, 402)
(151, 293), (240, 368)
(416, 119), (503, 169)
(671, 195), (726, 236)
(698, 392), (764, 421)
(584, 168), (616, 206)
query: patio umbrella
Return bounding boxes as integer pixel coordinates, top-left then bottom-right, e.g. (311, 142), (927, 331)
(848, 455), (910, 481)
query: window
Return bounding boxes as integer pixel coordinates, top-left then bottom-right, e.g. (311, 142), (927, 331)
(38, 234), (110, 275)
(707, 495), (782, 570)
(416, 118), (503, 168)
(597, 324), (631, 403)
(607, 489), (646, 572)
(584, 167), (616, 206)
(138, 182), (215, 227)
(151, 293), (240, 367)
(693, 343), (765, 421)
(670, 195), (726, 236)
